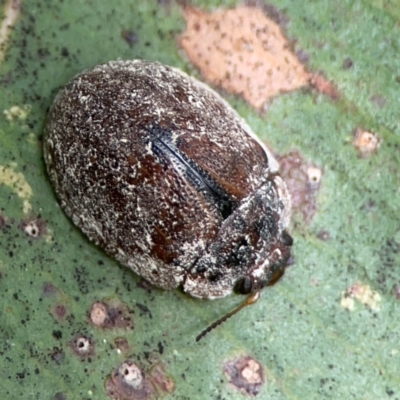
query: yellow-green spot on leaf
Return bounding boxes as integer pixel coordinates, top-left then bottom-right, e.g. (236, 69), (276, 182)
(0, 165), (33, 214)
(27, 132), (39, 145)
(3, 104), (32, 122)
(341, 283), (382, 312)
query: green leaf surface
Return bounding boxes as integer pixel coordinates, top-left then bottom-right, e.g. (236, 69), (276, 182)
(1, 0), (399, 399)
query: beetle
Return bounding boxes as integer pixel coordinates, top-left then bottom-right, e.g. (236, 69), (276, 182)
(44, 60), (293, 338)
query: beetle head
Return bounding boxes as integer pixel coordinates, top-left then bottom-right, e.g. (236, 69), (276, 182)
(184, 175), (292, 299)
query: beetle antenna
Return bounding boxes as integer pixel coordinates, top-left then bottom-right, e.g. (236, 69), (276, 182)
(196, 291), (260, 342)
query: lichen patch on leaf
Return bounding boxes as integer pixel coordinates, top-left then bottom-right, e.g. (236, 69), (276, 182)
(179, 6), (310, 109)
(0, 165), (33, 214)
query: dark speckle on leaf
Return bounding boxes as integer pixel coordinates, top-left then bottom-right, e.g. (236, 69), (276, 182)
(158, 341), (164, 354)
(136, 302), (152, 318)
(52, 330), (62, 340)
(342, 57), (354, 69)
(16, 371), (25, 379)
(121, 30), (139, 47)
(61, 47), (69, 57)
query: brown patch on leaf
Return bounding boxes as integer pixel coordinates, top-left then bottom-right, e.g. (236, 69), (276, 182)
(179, 6), (310, 109)
(42, 282), (58, 297)
(224, 356), (264, 396)
(148, 362), (175, 394)
(52, 304), (67, 320)
(309, 73), (339, 100)
(90, 298), (134, 329)
(353, 128), (381, 157)
(105, 361), (154, 400)
(114, 337), (131, 355)
(105, 360), (174, 400)
(278, 151), (322, 224)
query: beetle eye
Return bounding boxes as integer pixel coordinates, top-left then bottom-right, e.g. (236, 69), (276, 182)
(234, 276), (253, 295)
(281, 230), (293, 246)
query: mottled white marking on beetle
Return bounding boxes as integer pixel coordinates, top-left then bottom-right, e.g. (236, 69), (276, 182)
(44, 60), (292, 299)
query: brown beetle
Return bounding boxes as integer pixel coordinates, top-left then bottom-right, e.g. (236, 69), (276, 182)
(44, 60), (293, 338)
